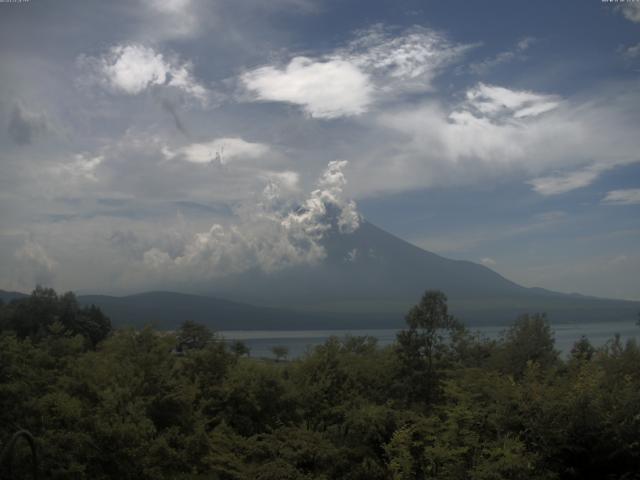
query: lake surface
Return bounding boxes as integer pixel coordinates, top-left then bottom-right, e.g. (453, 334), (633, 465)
(220, 321), (640, 359)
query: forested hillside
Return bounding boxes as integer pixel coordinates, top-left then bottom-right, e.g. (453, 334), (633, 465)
(1, 288), (639, 479)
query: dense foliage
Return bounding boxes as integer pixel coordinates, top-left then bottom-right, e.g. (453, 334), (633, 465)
(1, 288), (639, 479)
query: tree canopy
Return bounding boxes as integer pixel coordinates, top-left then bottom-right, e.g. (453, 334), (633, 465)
(1, 288), (639, 479)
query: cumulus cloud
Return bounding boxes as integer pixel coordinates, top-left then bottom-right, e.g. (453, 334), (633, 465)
(602, 188), (640, 205)
(167, 137), (271, 165)
(7, 103), (50, 145)
(78, 44), (208, 104)
(241, 25), (473, 118)
(241, 57), (373, 119)
(141, 160), (360, 279)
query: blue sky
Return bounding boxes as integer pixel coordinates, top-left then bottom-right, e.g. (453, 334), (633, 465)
(0, 0), (639, 299)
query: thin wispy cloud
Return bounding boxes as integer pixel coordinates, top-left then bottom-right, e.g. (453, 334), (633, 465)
(621, 42), (640, 59)
(602, 188), (640, 205)
(241, 25), (474, 118)
(468, 37), (535, 75)
(166, 137), (270, 165)
(619, 2), (640, 23)
(7, 103), (51, 145)
(480, 257), (496, 267)
(14, 238), (57, 287)
(528, 165), (607, 196)
(465, 82), (559, 119)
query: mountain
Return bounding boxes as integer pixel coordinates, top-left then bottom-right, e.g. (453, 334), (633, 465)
(205, 220), (640, 326)
(3, 221), (638, 329)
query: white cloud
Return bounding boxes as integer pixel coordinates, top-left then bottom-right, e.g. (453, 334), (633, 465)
(620, 2), (640, 23)
(468, 37), (535, 75)
(142, 160), (360, 279)
(480, 257), (496, 266)
(465, 83), (559, 119)
(7, 103), (52, 145)
(357, 82), (639, 197)
(141, 0), (199, 40)
(169, 137), (270, 165)
(103, 45), (168, 94)
(533, 210), (568, 223)
(602, 188), (640, 205)
(147, 0), (191, 12)
(241, 57), (373, 119)
(341, 25), (474, 93)
(623, 42), (640, 59)
(241, 25), (473, 118)
(166, 64), (208, 102)
(79, 44), (208, 104)
(282, 160), (360, 235)
(54, 153), (103, 182)
(528, 165), (607, 196)
(15, 239), (57, 286)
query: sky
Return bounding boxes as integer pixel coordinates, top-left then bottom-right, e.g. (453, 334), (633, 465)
(0, 0), (639, 300)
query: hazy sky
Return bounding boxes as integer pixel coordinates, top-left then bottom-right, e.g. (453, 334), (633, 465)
(1, 0), (639, 299)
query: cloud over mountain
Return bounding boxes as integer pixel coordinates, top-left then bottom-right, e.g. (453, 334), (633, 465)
(140, 160), (360, 280)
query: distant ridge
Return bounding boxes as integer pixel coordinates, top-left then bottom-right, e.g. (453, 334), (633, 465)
(0, 290), (28, 303)
(76, 292), (391, 330)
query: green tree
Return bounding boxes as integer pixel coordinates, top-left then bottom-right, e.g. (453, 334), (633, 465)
(0, 287), (111, 348)
(271, 345), (289, 362)
(177, 320), (213, 352)
(570, 335), (595, 362)
(396, 290), (461, 404)
(230, 340), (250, 357)
(496, 313), (558, 378)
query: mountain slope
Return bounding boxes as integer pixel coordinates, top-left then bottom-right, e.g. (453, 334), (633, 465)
(205, 220), (640, 325)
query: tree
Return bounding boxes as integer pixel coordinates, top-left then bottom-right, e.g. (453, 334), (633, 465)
(498, 313), (558, 377)
(0, 287), (111, 348)
(396, 290), (462, 404)
(271, 345), (289, 362)
(176, 320), (213, 352)
(570, 335), (595, 362)
(230, 340), (250, 357)
(5, 285), (59, 339)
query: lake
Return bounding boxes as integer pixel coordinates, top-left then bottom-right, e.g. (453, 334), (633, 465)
(220, 321), (640, 359)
